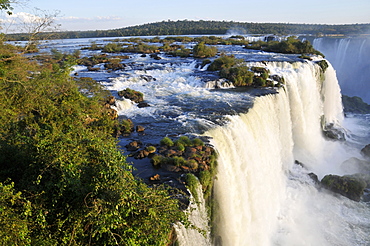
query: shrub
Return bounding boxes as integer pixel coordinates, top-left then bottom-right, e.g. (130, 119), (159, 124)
(186, 159), (199, 170)
(193, 42), (218, 58)
(177, 136), (192, 146)
(176, 143), (185, 152)
(316, 60), (329, 72)
(150, 155), (163, 167)
(185, 173), (199, 202)
(102, 42), (123, 53)
(160, 137), (174, 147)
(207, 55), (240, 71)
(192, 138), (205, 146)
(220, 66), (254, 86)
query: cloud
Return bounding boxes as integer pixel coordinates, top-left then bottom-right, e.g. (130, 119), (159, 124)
(0, 12), (43, 24)
(58, 15), (124, 23)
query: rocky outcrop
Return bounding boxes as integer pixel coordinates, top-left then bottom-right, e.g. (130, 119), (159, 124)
(322, 123), (346, 141)
(321, 174), (367, 202)
(341, 157), (370, 173)
(118, 88), (144, 103)
(361, 144), (370, 160)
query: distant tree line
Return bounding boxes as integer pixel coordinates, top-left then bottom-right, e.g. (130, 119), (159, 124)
(7, 20), (370, 40)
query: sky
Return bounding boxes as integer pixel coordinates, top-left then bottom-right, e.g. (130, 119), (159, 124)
(2, 0), (370, 32)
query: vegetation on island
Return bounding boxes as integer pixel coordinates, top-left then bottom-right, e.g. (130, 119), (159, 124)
(246, 36), (324, 56)
(0, 34), (186, 246)
(207, 55), (281, 87)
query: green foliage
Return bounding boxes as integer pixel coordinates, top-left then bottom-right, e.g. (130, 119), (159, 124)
(124, 43), (160, 54)
(177, 136), (193, 146)
(151, 154), (163, 167)
(192, 138), (205, 146)
(102, 42), (124, 53)
(176, 143), (186, 152)
(160, 136), (174, 147)
(7, 21), (370, 40)
(316, 60), (329, 72)
(146, 145), (157, 153)
(207, 55), (241, 71)
(246, 37), (324, 56)
(0, 42), (185, 245)
(193, 42), (218, 58)
(0, 182), (31, 245)
(220, 65), (254, 86)
(118, 88), (144, 103)
(185, 174), (199, 202)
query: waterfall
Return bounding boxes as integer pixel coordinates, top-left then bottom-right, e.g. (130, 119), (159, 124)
(206, 61), (370, 245)
(175, 182), (211, 246)
(313, 37), (370, 103)
(209, 92), (294, 246)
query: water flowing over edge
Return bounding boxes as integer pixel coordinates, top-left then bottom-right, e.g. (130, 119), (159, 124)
(204, 61), (370, 246)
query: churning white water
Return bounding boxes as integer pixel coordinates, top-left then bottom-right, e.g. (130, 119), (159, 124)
(207, 61), (370, 246)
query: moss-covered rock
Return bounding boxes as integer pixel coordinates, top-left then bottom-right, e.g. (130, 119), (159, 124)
(321, 174), (367, 201)
(117, 88), (144, 103)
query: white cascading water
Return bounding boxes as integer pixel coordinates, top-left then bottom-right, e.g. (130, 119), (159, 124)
(175, 182), (211, 246)
(207, 61), (370, 245)
(313, 37), (370, 103)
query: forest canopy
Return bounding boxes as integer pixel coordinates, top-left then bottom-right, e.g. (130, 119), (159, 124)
(7, 20), (370, 40)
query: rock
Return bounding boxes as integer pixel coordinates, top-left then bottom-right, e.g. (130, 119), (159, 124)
(323, 123), (346, 141)
(117, 88), (144, 103)
(341, 157), (370, 173)
(136, 125), (145, 132)
(125, 141), (141, 151)
(308, 173), (320, 184)
(137, 102), (150, 108)
(361, 144), (370, 160)
(139, 75), (156, 82)
(149, 174), (160, 181)
(150, 54), (161, 60)
(134, 149), (150, 159)
(321, 174), (367, 201)
(87, 66), (100, 71)
(294, 160), (305, 168)
(106, 95), (116, 106)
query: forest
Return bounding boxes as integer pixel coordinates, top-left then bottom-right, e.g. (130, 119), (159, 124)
(8, 20), (370, 41)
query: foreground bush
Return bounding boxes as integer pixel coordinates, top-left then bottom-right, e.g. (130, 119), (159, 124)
(0, 42), (185, 245)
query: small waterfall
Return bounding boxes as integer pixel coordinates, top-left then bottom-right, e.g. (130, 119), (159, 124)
(175, 182), (211, 246)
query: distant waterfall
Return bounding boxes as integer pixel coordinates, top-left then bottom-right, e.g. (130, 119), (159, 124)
(313, 37), (370, 103)
(207, 61), (370, 245)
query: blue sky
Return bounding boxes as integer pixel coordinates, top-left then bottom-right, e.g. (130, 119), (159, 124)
(5, 0), (370, 32)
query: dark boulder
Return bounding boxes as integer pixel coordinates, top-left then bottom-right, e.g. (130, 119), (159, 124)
(321, 174), (367, 201)
(361, 144), (370, 160)
(139, 75), (156, 82)
(138, 102), (150, 108)
(323, 123), (346, 141)
(341, 157), (370, 173)
(125, 141), (141, 151)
